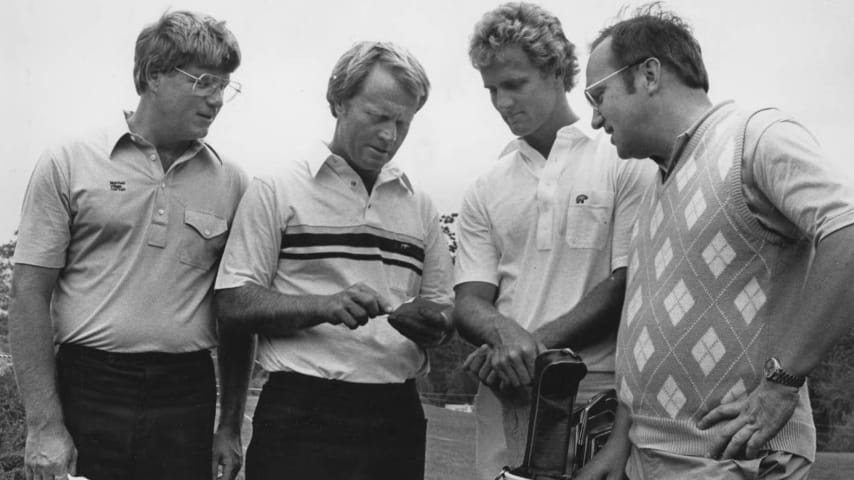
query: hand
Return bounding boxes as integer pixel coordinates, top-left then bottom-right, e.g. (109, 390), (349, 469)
(462, 344), (501, 389)
(488, 321), (545, 389)
(387, 297), (452, 348)
(211, 426), (242, 480)
(320, 283), (393, 329)
(572, 434), (630, 480)
(696, 379), (800, 460)
(24, 421), (77, 480)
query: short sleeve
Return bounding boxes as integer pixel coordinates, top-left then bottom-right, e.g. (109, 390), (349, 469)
(611, 158), (657, 270)
(454, 181), (500, 286)
(746, 114), (854, 244)
(215, 177), (284, 290)
(416, 197), (454, 306)
(13, 150), (72, 268)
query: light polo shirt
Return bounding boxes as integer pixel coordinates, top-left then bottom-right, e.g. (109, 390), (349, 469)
(14, 112), (248, 353)
(215, 141), (453, 384)
(455, 120), (657, 373)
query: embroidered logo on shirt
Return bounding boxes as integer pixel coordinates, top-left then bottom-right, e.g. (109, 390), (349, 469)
(575, 194), (588, 204)
(109, 181), (127, 192)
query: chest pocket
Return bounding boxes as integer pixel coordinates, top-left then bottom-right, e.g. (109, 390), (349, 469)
(564, 190), (614, 250)
(179, 209), (228, 270)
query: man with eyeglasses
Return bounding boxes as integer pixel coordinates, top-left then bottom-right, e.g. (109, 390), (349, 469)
(453, 4), (656, 479)
(10, 11), (248, 480)
(575, 4), (854, 480)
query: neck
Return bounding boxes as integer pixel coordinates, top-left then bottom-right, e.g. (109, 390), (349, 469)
(128, 100), (193, 171)
(523, 100), (578, 159)
(650, 89), (713, 167)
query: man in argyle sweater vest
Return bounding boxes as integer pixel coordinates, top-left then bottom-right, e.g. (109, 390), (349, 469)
(575, 5), (854, 480)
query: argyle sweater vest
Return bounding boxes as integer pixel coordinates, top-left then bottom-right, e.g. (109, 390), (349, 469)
(616, 103), (816, 461)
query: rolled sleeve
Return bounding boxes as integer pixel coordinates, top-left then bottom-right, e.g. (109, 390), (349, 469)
(14, 150), (72, 268)
(215, 177), (283, 290)
(454, 182), (500, 287)
(750, 118), (854, 244)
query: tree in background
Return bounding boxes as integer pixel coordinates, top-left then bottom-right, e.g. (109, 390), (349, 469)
(0, 235), (24, 479)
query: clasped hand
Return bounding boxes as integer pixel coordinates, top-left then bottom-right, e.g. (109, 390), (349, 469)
(387, 297), (453, 348)
(462, 323), (544, 390)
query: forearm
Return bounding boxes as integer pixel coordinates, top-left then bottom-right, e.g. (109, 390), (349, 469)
(777, 226), (854, 377)
(216, 324), (256, 433)
(453, 291), (516, 347)
(9, 295), (63, 428)
(532, 268), (626, 350)
(214, 284), (327, 336)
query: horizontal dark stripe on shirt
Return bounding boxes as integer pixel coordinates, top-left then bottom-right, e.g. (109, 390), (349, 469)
(281, 232), (425, 263)
(279, 251), (423, 276)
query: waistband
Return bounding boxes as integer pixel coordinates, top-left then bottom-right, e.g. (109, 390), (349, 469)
(267, 371), (416, 400)
(58, 344), (211, 366)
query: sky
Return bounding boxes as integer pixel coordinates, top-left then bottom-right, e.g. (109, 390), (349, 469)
(2, 0), (854, 242)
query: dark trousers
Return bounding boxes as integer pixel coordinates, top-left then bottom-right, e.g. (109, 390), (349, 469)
(57, 344), (216, 480)
(246, 371), (427, 480)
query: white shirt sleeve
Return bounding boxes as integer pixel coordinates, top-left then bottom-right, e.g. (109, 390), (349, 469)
(611, 158), (657, 270)
(454, 181), (500, 287)
(215, 177), (284, 290)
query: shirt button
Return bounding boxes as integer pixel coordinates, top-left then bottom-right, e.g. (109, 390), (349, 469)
(204, 229), (211, 236)
(161, 182), (166, 188)
(157, 208), (165, 215)
(149, 155), (157, 161)
(350, 181), (357, 187)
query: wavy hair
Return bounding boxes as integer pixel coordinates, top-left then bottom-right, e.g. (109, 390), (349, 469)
(592, 2), (709, 92)
(326, 41), (430, 117)
(469, 2), (579, 91)
(133, 11), (241, 94)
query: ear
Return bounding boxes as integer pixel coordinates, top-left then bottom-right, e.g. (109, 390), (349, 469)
(640, 57), (663, 94)
(333, 101), (347, 118)
(145, 69), (162, 93)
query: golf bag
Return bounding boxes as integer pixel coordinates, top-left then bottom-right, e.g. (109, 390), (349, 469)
(495, 349), (618, 480)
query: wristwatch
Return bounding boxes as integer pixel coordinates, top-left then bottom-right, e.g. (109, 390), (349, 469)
(764, 356), (806, 388)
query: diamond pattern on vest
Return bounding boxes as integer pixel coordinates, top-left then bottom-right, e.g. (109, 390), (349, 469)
(676, 155), (697, 191)
(655, 237), (673, 279)
(691, 327), (726, 376)
(684, 189), (707, 230)
(658, 375), (687, 419)
(734, 278), (767, 325)
(702, 232), (737, 278)
(721, 377), (748, 405)
(664, 279), (694, 326)
(650, 202), (664, 238)
(626, 286), (643, 326)
(634, 326), (655, 372)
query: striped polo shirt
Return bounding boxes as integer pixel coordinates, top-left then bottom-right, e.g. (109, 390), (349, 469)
(215, 141), (453, 383)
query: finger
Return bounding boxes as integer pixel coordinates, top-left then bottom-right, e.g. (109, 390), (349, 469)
(506, 349), (533, 386)
(333, 309), (359, 329)
(745, 428), (772, 459)
(493, 352), (523, 387)
(478, 356), (494, 383)
(719, 423), (759, 460)
(344, 300), (370, 326)
(484, 370), (499, 387)
(463, 345), (489, 371)
(706, 415), (753, 459)
(697, 400), (745, 430)
(349, 284), (385, 316)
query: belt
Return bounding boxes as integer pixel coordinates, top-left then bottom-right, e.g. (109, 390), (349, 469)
(58, 343), (210, 366)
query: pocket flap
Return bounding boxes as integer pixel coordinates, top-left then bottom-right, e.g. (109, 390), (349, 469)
(184, 209), (227, 239)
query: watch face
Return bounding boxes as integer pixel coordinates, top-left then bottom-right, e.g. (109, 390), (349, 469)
(764, 357), (778, 377)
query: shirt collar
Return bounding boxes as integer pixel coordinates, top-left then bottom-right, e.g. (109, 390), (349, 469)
(499, 118), (595, 160)
(109, 110), (212, 165)
(663, 100), (735, 176)
(308, 141), (414, 195)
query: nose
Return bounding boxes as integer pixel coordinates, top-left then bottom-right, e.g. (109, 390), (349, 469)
(378, 121), (397, 144)
(493, 89), (513, 113)
(205, 87), (224, 107)
(591, 108), (605, 130)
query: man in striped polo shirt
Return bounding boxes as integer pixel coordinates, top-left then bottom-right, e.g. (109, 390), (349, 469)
(576, 4), (854, 479)
(214, 41), (454, 480)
